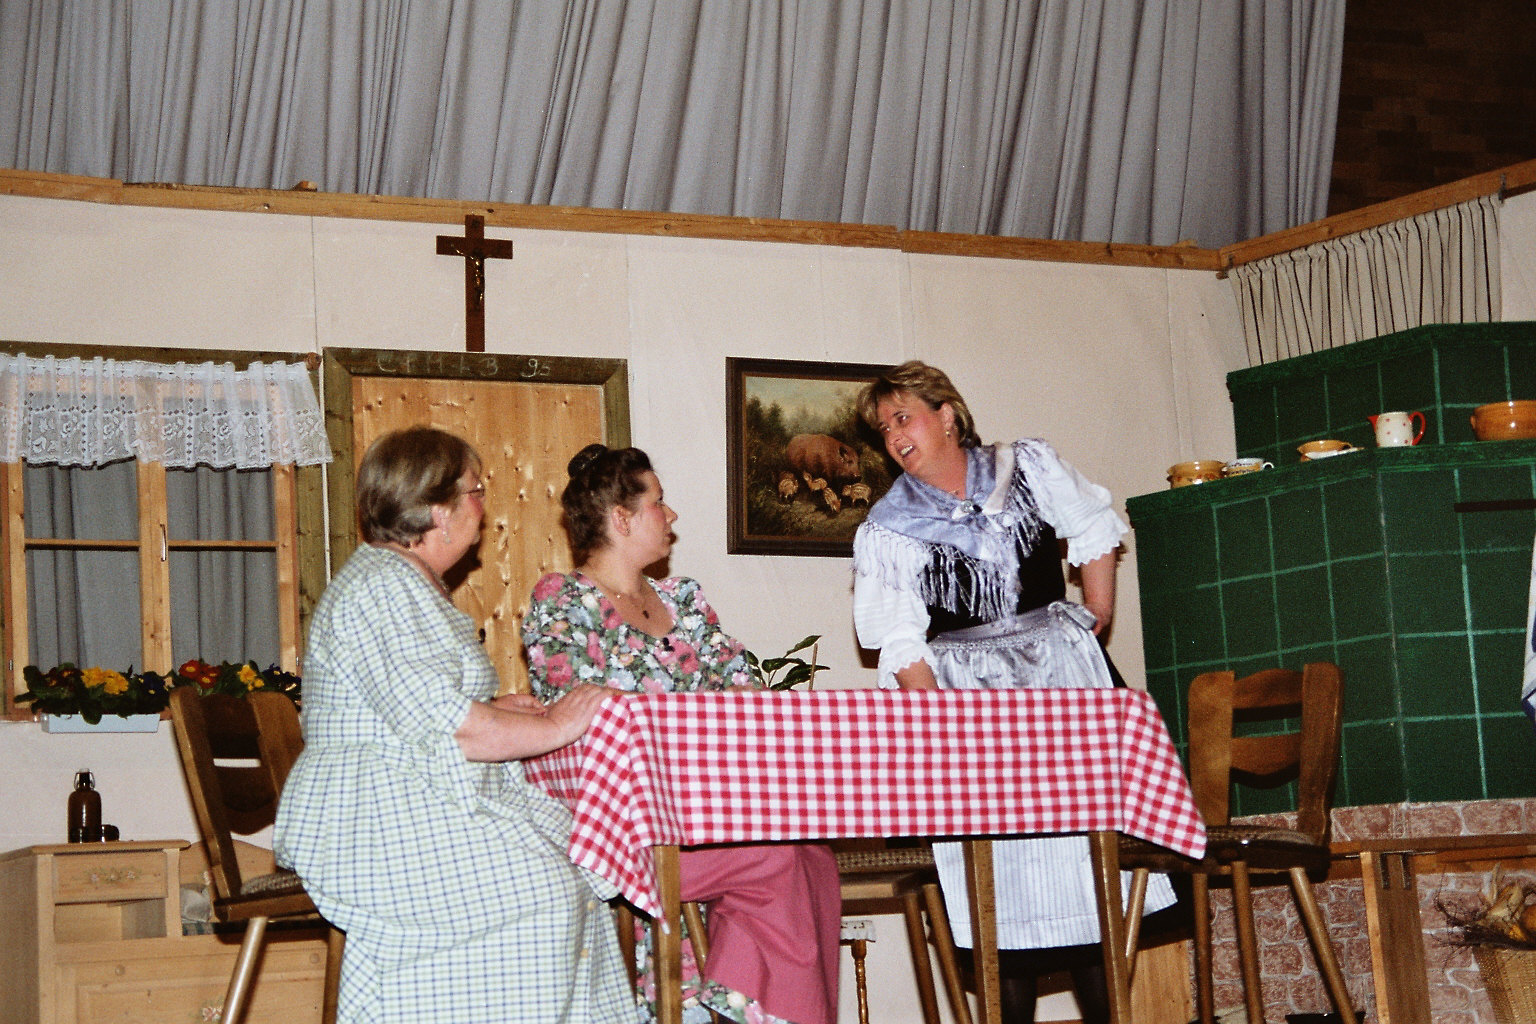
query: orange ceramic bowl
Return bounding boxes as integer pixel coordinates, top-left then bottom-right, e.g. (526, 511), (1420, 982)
(1470, 400), (1536, 441)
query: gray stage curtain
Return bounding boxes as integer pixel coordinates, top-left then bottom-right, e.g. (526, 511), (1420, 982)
(0, 0), (1344, 247)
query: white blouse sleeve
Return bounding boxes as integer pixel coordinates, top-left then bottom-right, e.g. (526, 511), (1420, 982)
(1020, 439), (1129, 566)
(852, 521), (939, 689)
(853, 569), (937, 690)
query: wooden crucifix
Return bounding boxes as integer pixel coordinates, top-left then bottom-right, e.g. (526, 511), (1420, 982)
(436, 214), (514, 353)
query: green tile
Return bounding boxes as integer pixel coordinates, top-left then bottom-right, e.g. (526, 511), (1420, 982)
(1322, 477), (1382, 559)
(1438, 343), (1508, 405)
(1377, 350), (1437, 416)
(1443, 405), (1482, 444)
(1215, 499), (1273, 578)
(1379, 470), (1460, 553)
(1481, 714), (1536, 799)
(1145, 669), (1184, 742)
(1270, 487), (1328, 570)
(1458, 463), (1536, 505)
(1473, 631), (1526, 714)
(1326, 365), (1381, 435)
(1507, 346), (1536, 398)
(1394, 634), (1475, 716)
(1170, 585), (1224, 662)
(1386, 553), (1467, 634)
(1275, 567), (1334, 650)
(1339, 721), (1405, 806)
(1402, 718), (1482, 801)
(1137, 588), (1176, 672)
(1163, 510), (1219, 589)
(1219, 577), (1279, 660)
(1276, 376), (1329, 445)
(1231, 785), (1295, 820)
(1330, 554), (1390, 638)
(1228, 654), (1278, 682)
(1231, 385), (1278, 458)
(1465, 552), (1531, 631)
(1335, 636), (1398, 723)
(1457, 465), (1536, 550)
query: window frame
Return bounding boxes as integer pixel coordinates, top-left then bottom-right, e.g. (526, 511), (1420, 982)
(0, 341), (322, 717)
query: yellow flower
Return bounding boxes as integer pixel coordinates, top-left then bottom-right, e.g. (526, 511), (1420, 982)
(82, 667), (109, 690)
(102, 670), (130, 695)
(237, 664), (259, 684)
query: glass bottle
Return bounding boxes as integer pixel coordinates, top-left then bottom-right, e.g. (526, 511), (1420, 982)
(68, 770), (101, 843)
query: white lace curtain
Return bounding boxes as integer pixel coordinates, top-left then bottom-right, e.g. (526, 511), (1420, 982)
(0, 355), (332, 467)
(1230, 195), (1503, 365)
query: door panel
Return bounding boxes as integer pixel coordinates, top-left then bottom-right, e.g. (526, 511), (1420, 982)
(321, 350), (629, 694)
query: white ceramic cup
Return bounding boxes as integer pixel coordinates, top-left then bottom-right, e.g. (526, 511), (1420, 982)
(1222, 458), (1274, 476)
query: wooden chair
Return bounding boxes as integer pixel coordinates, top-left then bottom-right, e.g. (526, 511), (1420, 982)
(169, 687), (344, 1024)
(1119, 663), (1355, 1024)
(834, 841), (972, 1024)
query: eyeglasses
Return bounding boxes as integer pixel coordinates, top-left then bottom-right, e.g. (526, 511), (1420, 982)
(461, 484), (487, 500)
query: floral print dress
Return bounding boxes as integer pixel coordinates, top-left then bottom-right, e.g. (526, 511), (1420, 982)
(523, 571), (786, 1024)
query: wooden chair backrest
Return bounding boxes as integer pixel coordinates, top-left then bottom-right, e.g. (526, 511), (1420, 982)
(1186, 662), (1343, 841)
(170, 688), (305, 903)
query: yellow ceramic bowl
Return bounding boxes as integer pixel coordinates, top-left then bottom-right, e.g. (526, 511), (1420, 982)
(1470, 400), (1536, 441)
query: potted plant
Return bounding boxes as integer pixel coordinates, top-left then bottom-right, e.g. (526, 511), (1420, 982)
(17, 659), (301, 732)
(745, 635), (827, 691)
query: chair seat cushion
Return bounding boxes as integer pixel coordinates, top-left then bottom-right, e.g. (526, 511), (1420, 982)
(834, 847), (935, 874)
(1121, 825), (1331, 874)
(241, 869), (307, 898)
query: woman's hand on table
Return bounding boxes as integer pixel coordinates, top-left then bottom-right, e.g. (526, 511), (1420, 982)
(543, 683), (612, 743)
(456, 683), (615, 762)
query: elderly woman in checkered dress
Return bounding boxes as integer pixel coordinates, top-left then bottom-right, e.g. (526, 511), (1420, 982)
(274, 427), (636, 1024)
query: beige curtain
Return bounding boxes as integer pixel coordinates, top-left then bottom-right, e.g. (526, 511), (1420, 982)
(1230, 195), (1502, 365)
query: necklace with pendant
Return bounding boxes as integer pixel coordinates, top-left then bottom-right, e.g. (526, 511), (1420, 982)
(581, 570), (653, 620)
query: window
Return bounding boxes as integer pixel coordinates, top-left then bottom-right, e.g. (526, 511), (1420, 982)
(0, 348), (329, 714)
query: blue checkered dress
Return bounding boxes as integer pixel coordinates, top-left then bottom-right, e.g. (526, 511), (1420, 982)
(274, 545), (638, 1024)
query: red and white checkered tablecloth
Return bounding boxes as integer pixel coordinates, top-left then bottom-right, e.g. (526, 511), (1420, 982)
(525, 687), (1206, 917)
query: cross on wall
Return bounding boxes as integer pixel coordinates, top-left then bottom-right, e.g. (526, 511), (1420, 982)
(436, 214), (514, 353)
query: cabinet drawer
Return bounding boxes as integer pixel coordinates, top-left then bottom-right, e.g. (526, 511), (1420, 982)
(58, 935), (327, 1024)
(53, 851), (167, 903)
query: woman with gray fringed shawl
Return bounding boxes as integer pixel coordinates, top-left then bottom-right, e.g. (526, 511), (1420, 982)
(850, 361), (1175, 1024)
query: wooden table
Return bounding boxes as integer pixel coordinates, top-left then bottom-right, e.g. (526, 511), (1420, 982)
(526, 688), (1206, 1024)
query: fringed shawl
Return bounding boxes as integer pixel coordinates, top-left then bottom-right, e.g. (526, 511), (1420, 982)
(855, 441), (1048, 623)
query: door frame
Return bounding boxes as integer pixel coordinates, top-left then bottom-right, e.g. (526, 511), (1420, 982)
(313, 348), (630, 627)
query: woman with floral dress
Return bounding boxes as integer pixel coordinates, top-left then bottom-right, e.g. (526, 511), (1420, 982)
(522, 443), (841, 1024)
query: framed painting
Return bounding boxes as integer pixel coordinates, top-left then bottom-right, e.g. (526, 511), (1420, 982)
(726, 357), (896, 556)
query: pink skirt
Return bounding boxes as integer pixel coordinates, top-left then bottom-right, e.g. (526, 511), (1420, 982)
(680, 842), (841, 1024)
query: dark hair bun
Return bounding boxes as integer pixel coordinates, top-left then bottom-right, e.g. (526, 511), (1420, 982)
(567, 443), (609, 478)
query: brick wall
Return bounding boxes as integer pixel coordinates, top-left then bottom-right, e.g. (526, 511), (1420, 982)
(1329, 0), (1536, 215)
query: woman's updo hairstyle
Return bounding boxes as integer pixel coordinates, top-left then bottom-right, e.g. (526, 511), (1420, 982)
(562, 443), (655, 562)
(356, 426), (481, 546)
(856, 360), (981, 449)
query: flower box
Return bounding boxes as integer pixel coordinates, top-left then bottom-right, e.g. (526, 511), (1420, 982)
(40, 713), (161, 734)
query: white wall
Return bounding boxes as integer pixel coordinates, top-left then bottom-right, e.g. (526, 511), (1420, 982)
(0, 191), (1254, 1021)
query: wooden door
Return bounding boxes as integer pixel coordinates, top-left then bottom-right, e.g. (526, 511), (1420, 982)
(319, 351), (629, 694)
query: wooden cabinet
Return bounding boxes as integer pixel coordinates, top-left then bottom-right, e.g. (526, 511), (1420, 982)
(0, 841), (328, 1024)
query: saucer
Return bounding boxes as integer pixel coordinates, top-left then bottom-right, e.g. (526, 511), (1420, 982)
(1303, 446), (1361, 461)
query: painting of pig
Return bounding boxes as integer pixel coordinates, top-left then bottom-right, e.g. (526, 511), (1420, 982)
(726, 357), (896, 556)
(785, 433), (860, 483)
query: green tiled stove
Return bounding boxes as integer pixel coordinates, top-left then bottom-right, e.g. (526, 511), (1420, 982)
(1127, 322), (1536, 812)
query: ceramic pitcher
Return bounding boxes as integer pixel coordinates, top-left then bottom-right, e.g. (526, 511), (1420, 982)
(1369, 410), (1426, 447)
